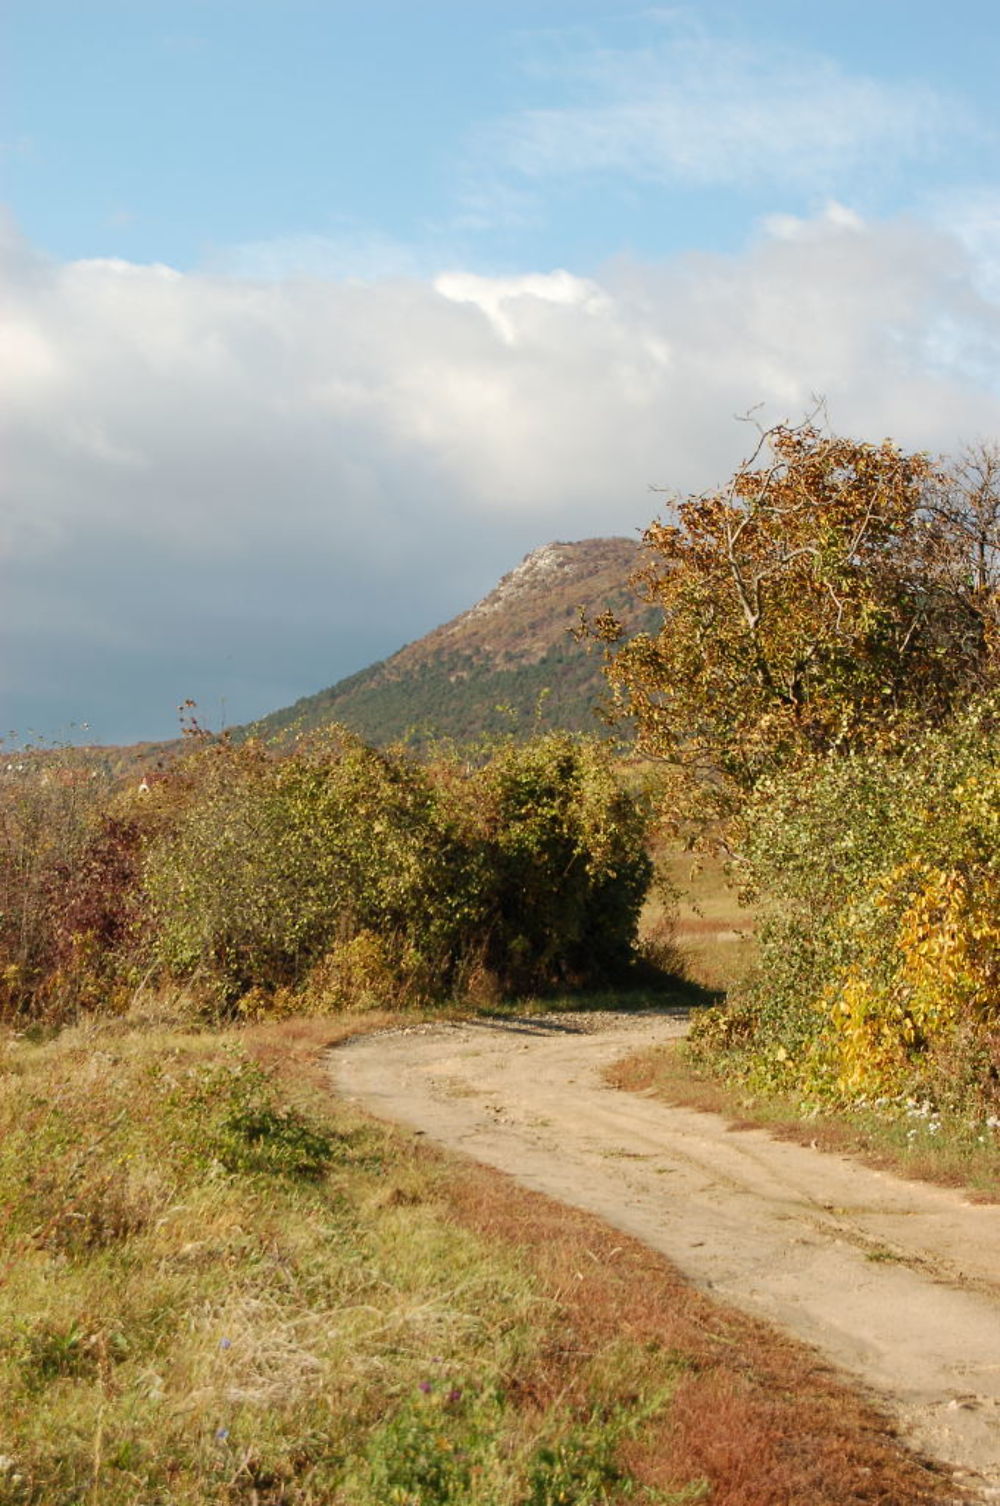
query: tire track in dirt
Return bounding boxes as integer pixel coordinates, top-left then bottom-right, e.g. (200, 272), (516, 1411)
(331, 1011), (1000, 1500)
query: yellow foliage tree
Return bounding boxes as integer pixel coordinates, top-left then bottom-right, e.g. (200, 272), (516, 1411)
(596, 421), (997, 829)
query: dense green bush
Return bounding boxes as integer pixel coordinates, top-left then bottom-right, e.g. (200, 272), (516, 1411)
(0, 728), (653, 1019)
(143, 731), (470, 1005)
(470, 735), (652, 993)
(144, 729), (652, 1010)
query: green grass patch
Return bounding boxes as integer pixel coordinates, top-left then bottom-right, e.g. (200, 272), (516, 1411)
(0, 1021), (694, 1504)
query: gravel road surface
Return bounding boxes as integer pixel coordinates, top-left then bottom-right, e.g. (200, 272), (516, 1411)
(331, 1011), (1000, 1499)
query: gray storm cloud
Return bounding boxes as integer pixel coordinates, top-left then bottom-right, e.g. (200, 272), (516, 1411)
(3, 205), (1000, 743)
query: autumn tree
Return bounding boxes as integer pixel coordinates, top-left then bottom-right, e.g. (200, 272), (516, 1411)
(598, 421), (997, 821)
(930, 439), (1000, 597)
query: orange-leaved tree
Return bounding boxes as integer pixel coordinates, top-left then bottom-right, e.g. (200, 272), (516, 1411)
(597, 421), (997, 824)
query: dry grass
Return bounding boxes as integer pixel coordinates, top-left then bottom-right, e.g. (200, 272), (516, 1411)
(0, 1017), (541, 1503)
(607, 1040), (748, 1118)
(0, 1011), (967, 1504)
(641, 843), (757, 996)
(242, 1010), (406, 1093)
(422, 1155), (956, 1506)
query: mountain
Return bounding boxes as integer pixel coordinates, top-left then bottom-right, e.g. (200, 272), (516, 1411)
(250, 537), (652, 748)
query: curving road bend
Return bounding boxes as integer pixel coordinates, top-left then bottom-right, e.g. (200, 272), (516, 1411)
(330, 1011), (1000, 1500)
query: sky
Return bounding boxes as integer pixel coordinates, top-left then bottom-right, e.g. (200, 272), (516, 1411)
(4, 0), (1000, 745)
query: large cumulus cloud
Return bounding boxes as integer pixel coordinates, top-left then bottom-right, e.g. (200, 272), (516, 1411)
(3, 203), (1000, 743)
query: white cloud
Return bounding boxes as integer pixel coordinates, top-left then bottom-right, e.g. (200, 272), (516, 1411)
(762, 201), (865, 242)
(434, 269), (608, 343)
(482, 27), (965, 194)
(3, 205), (1000, 742)
(931, 189), (1000, 301)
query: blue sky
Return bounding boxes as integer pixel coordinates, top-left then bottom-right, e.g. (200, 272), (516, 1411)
(4, 1), (1000, 742)
(10, 1), (998, 272)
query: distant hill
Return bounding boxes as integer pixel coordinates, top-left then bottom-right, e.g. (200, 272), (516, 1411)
(250, 537), (653, 748)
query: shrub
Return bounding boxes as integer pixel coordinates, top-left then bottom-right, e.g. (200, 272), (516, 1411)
(468, 734), (652, 993)
(0, 754), (117, 1020)
(0, 727), (654, 1019)
(694, 697), (1000, 1109)
(141, 729), (653, 1012)
(142, 732), (469, 1006)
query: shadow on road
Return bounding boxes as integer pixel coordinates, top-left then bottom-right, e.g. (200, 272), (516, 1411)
(469, 1005), (693, 1037)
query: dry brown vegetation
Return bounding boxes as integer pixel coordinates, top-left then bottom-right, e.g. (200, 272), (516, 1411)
(646, 843), (757, 996)
(444, 1169), (957, 1505)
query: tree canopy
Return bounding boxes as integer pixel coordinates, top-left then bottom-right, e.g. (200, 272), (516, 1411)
(599, 422), (999, 816)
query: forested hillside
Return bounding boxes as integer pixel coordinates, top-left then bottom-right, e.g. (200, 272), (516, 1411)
(251, 538), (654, 746)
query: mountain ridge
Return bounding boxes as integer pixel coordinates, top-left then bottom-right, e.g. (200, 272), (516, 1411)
(250, 536), (650, 748)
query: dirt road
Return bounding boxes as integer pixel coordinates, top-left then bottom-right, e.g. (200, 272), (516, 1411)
(331, 1011), (1000, 1500)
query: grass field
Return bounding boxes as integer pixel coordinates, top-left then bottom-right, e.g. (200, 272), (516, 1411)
(0, 1011), (954, 1505)
(640, 845), (756, 997)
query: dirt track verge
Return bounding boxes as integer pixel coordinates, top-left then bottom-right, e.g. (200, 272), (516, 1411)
(331, 1010), (1000, 1501)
